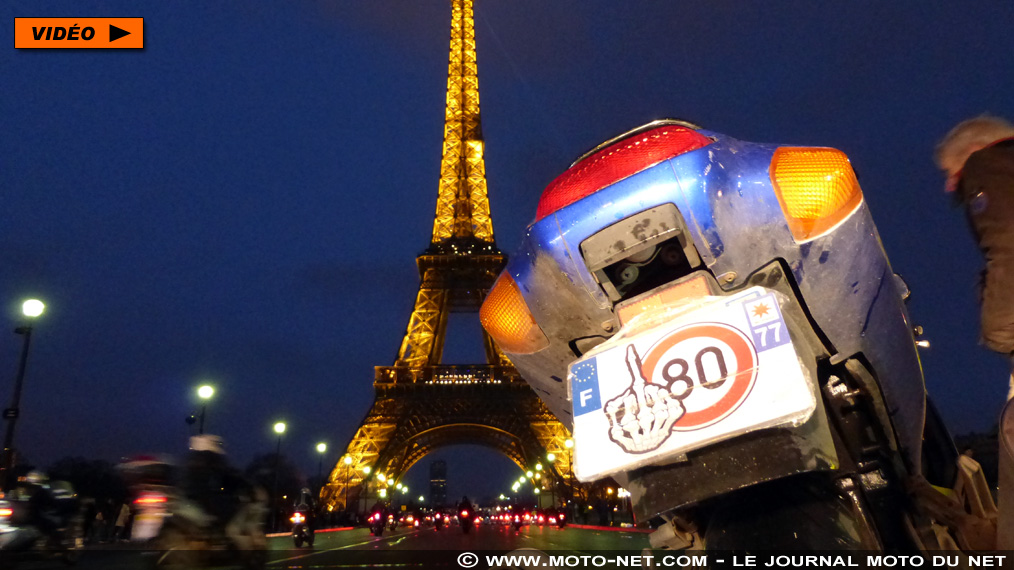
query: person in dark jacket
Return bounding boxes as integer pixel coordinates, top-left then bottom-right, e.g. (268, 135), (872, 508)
(183, 435), (261, 548)
(935, 115), (1014, 400)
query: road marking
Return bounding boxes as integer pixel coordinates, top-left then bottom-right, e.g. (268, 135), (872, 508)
(266, 530), (409, 565)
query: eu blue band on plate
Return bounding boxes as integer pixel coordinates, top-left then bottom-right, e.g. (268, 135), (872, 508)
(570, 358), (602, 416)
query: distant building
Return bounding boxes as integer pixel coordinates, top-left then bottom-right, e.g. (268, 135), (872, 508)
(430, 460), (447, 507)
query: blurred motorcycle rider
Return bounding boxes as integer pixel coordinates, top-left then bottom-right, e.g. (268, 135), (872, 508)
(183, 434), (262, 549)
(21, 471), (61, 542)
(369, 498), (387, 517)
(293, 487), (317, 531)
(935, 115), (1014, 400)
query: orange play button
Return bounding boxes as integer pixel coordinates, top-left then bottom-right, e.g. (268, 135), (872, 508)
(15, 18), (144, 49)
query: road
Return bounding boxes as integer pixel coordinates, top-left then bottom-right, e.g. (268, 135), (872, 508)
(10, 523), (651, 569)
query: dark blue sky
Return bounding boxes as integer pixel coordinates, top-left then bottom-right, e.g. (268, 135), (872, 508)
(3, 1), (1013, 499)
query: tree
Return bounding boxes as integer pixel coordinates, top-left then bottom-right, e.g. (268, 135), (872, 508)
(47, 456), (128, 504)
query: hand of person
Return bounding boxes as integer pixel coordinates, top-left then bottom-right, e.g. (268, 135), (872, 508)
(604, 344), (690, 453)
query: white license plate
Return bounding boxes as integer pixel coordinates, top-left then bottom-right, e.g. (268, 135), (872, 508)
(568, 286), (816, 481)
(130, 514), (165, 541)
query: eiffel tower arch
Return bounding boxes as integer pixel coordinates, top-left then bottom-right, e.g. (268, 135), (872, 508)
(320, 0), (572, 513)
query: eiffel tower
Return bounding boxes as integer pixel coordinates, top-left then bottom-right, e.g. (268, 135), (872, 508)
(320, 0), (572, 513)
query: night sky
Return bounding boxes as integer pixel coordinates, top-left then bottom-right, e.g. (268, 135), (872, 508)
(3, 1), (1013, 500)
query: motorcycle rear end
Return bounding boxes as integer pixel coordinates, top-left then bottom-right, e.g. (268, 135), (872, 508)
(481, 120), (1001, 551)
(290, 510), (314, 548)
(151, 495), (267, 570)
(0, 484), (84, 566)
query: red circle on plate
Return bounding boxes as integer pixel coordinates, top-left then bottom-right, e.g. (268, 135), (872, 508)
(641, 322), (758, 430)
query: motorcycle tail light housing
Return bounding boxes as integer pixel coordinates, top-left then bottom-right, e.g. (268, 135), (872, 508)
(770, 147), (864, 242)
(0, 508), (11, 517)
(480, 274), (549, 354)
(535, 124), (711, 221)
(616, 273), (711, 326)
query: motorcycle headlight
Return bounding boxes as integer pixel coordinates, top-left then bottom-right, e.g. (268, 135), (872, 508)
(770, 147), (863, 242)
(480, 274), (549, 354)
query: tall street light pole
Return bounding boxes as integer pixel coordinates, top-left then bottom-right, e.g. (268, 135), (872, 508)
(564, 438), (575, 519)
(197, 384), (214, 434)
(316, 442), (327, 487)
(547, 453), (557, 507)
(360, 466), (371, 513)
(342, 455), (352, 513)
(1, 299), (45, 490)
(270, 421), (286, 532)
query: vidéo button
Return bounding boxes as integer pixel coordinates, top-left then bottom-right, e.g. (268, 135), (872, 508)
(15, 18), (144, 49)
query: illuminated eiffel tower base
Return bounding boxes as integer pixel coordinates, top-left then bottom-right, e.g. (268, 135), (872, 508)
(319, 0), (572, 513)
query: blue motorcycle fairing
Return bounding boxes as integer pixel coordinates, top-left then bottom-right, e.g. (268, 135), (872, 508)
(502, 130), (925, 473)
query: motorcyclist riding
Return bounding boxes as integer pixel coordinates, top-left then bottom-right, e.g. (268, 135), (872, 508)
(456, 496), (474, 533)
(0, 470), (82, 562)
(367, 499), (389, 536)
(21, 471), (62, 543)
(293, 488), (316, 530)
(181, 434), (261, 550)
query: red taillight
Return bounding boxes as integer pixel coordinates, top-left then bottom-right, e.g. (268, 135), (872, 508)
(460, 510), (469, 517)
(134, 495), (167, 505)
(290, 513), (305, 524)
(0, 508), (12, 517)
(535, 125), (711, 221)
(559, 513), (565, 519)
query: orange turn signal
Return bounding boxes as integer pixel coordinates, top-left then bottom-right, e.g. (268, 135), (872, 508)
(480, 274), (549, 354)
(770, 147), (863, 242)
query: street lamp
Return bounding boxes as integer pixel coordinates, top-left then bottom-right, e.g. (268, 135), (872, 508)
(270, 421), (286, 532)
(546, 452), (558, 506)
(1, 299), (45, 490)
(359, 466), (372, 512)
(197, 385), (214, 434)
(564, 438), (575, 518)
(318, 443), (330, 481)
(340, 452), (352, 513)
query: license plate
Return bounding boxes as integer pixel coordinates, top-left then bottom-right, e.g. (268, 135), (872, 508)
(130, 514), (165, 541)
(568, 286), (816, 481)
